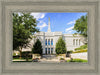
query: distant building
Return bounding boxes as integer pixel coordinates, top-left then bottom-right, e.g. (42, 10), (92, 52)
(22, 18), (86, 55)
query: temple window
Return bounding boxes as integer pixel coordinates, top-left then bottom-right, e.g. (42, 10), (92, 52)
(51, 39), (53, 45)
(45, 39), (47, 45)
(48, 39), (50, 45)
(51, 48), (53, 54)
(45, 48), (47, 54)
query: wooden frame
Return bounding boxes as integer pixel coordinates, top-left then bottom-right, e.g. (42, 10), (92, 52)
(0, 0), (99, 75)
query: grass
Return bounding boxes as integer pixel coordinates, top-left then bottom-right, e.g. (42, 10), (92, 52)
(13, 58), (32, 62)
(13, 61), (32, 62)
(73, 49), (87, 53)
(67, 58), (88, 63)
(75, 44), (87, 51)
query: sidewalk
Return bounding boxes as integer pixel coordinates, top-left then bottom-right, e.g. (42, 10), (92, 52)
(71, 52), (88, 60)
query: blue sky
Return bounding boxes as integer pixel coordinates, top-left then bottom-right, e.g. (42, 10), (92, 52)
(30, 12), (87, 34)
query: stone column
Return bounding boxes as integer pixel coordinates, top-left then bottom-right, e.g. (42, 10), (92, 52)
(73, 39), (75, 46)
(78, 39), (79, 45)
(75, 39), (76, 46)
(76, 39), (78, 46)
(79, 39), (80, 45)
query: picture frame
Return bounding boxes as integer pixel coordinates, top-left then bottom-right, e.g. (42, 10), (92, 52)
(0, 0), (99, 75)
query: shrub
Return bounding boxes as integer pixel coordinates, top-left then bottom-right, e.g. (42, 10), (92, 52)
(13, 52), (20, 56)
(13, 52), (17, 56)
(55, 37), (66, 54)
(67, 50), (73, 54)
(60, 58), (65, 60)
(32, 39), (43, 55)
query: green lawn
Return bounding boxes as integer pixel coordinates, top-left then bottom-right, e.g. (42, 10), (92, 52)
(13, 58), (32, 62)
(73, 49), (87, 53)
(66, 58), (88, 63)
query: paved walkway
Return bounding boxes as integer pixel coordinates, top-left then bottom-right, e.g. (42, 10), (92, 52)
(70, 52), (88, 60)
(13, 52), (88, 62)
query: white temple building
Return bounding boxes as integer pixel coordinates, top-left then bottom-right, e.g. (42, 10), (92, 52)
(22, 18), (86, 55)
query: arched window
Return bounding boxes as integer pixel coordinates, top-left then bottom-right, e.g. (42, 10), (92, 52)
(45, 39), (47, 45)
(48, 39), (50, 45)
(51, 39), (53, 45)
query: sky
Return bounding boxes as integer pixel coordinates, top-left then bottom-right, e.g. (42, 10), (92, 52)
(30, 12), (87, 34)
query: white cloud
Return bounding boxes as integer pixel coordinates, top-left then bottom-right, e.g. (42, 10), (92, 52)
(65, 26), (74, 32)
(30, 13), (46, 20)
(67, 30), (73, 34)
(69, 30), (72, 33)
(37, 22), (47, 30)
(67, 20), (76, 25)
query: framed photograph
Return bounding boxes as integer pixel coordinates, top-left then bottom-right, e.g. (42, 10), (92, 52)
(12, 12), (88, 63)
(0, 0), (99, 75)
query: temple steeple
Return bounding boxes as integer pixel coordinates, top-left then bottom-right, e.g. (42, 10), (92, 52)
(47, 17), (51, 32)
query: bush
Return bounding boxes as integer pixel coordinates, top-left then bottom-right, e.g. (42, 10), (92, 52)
(13, 52), (17, 56)
(67, 50), (73, 54)
(66, 50), (73, 57)
(55, 37), (66, 54)
(32, 39), (43, 55)
(13, 52), (20, 56)
(60, 58), (65, 60)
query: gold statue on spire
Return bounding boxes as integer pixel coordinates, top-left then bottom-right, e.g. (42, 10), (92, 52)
(49, 17), (50, 21)
(47, 17), (51, 32)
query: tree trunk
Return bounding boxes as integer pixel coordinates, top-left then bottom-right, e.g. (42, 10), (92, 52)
(19, 47), (22, 59)
(26, 53), (28, 61)
(19, 50), (22, 59)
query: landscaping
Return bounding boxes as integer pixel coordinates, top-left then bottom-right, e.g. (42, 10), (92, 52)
(66, 58), (88, 63)
(73, 49), (87, 53)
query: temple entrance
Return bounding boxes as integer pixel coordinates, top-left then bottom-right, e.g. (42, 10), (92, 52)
(45, 48), (54, 55)
(48, 48), (50, 54)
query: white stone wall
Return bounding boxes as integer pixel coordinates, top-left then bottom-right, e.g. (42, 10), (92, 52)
(22, 32), (86, 54)
(63, 35), (85, 51)
(21, 19), (87, 54)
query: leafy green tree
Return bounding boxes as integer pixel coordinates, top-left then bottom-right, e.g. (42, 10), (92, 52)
(73, 15), (87, 37)
(13, 12), (39, 58)
(55, 37), (66, 54)
(32, 39), (43, 55)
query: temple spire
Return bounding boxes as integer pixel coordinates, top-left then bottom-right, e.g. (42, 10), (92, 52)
(47, 17), (51, 32)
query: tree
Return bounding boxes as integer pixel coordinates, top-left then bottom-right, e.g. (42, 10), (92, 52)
(73, 15), (87, 37)
(32, 39), (43, 55)
(13, 12), (39, 58)
(55, 37), (66, 54)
